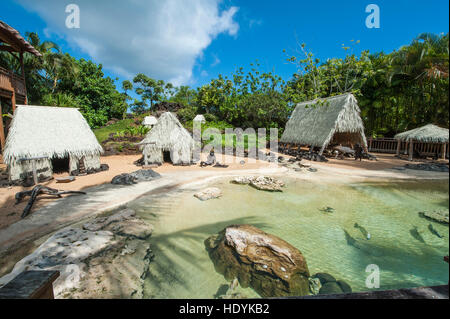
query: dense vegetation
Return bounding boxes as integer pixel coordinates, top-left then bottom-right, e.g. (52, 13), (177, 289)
(1, 31), (448, 138)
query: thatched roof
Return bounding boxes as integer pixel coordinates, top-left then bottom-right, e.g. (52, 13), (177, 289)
(0, 20), (42, 56)
(142, 116), (157, 126)
(140, 112), (193, 152)
(394, 124), (449, 143)
(281, 93), (367, 150)
(3, 105), (103, 163)
(193, 114), (206, 123)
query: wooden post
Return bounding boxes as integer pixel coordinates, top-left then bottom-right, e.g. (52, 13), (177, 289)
(20, 51), (28, 105)
(144, 153), (148, 166)
(409, 140), (414, 161)
(368, 137), (373, 151)
(441, 143), (447, 160)
(396, 139), (401, 156)
(0, 102), (5, 152)
(31, 160), (38, 185)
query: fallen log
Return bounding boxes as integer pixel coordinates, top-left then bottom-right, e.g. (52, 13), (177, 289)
(15, 185), (86, 218)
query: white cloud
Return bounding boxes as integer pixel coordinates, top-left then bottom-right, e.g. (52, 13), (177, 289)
(18, 0), (239, 85)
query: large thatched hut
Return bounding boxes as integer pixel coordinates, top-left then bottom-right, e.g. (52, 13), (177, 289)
(3, 105), (103, 182)
(140, 112), (194, 165)
(281, 93), (368, 155)
(394, 124), (449, 160)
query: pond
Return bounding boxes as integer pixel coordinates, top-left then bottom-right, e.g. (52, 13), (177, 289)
(127, 177), (449, 298)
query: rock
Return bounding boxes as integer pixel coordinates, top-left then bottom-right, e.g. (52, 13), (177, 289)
(308, 277), (322, 295)
(405, 163), (449, 172)
(0, 227), (115, 297)
(249, 176), (284, 192)
(231, 176), (252, 185)
(217, 278), (247, 299)
(312, 272), (336, 285)
(111, 173), (138, 185)
(337, 280), (352, 293)
(194, 187), (222, 201)
(231, 176), (284, 192)
(419, 210), (449, 224)
(83, 209), (136, 231)
(319, 282), (343, 295)
(308, 168), (318, 172)
(131, 169), (161, 182)
(111, 169), (161, 185)
(110, 218), (153, 240)
(205, 224), (310, 297)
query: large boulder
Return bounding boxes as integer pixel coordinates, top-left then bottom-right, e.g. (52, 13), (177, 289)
(419, 210), (449, 224)
(205, 225), (310, 297)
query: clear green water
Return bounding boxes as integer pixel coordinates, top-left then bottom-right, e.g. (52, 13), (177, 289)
(127, 177), (449, 299)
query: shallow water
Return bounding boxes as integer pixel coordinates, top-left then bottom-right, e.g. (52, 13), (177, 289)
(127, 177), (449, 299)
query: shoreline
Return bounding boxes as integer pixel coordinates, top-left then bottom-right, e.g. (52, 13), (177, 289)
(0, 153), (448, 278)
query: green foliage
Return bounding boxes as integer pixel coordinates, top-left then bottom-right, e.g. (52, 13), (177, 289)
(93, 119), (134, 143)
(41, 92), (79, 108)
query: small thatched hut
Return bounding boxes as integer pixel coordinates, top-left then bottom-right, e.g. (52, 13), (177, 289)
(281, 93), (367, 155)
(3, 105), (103, 182)
(140, 112), (193, 165)
(394, 124), (449, 160)
(142, 116), (158, 127)
(193, 114), (206, 124)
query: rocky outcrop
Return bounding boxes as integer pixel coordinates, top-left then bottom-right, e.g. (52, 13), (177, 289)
(231, 176), (285, 192)
(111, 169), (161, 185)
(405, 163), (449, 172)
(194, 187), (222, 201)
(205, 225), (310, 297)
(0, 208), (154, 299)
(419, 210), (449, 225)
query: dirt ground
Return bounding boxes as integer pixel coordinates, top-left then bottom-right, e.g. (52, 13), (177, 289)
(0, 152), (445, 231)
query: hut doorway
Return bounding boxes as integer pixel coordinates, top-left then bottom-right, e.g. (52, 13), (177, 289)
(51, 156), (70, 173)
(163, 150), (172, 163)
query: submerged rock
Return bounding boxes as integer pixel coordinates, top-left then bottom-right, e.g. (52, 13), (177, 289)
(194, 187), (223, 201)
(419, 210), (449, 225)
(205, 224), (310, 297)
(308, 277), (322, 295)
(0, 208), (155, 298)
(311, 272), (352, 295)
(0, 227), (115, 297)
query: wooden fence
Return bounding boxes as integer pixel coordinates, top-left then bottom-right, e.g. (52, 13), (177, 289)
(368, 137), (449, 159)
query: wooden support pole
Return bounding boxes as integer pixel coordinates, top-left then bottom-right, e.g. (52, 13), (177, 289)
(441, 143), (447, 160)
(409, 140), (414, 161)
(396, 139), (401, 156)
(0, 102), (5, 152)
(31, 160), (38, 185)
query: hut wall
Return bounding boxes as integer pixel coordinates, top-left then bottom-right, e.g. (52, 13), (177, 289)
(69, 154), (101, 172)
(144, 145), (164, 164)
(8, 158), (52, 182)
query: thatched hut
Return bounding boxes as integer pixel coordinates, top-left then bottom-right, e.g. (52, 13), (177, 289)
(3, 105), (103, 182)
(193, 114), (206, 124)
(142, 115), (158, 127)
(394, 124), (449, 160)
(281, 93), (368, 155)
(140, 112), (193, 165)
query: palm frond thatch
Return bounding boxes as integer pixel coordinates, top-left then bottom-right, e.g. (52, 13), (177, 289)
(142, 116), (158, 126)
(140, 112), (194, 165)
(394, 124), (449, 143)
(3, 105), (103, 164)
(193, 114), (206, 123)
(280, 93), (367, 152)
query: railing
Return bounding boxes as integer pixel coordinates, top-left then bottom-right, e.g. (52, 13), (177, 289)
(368, 137), (449, 158)
(0, 66), (26, 97)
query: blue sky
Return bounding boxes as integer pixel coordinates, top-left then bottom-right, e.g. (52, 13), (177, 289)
(1, 0), (449, 92)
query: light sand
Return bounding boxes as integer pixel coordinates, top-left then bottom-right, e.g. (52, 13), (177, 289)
(0, 152), (446, 231)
